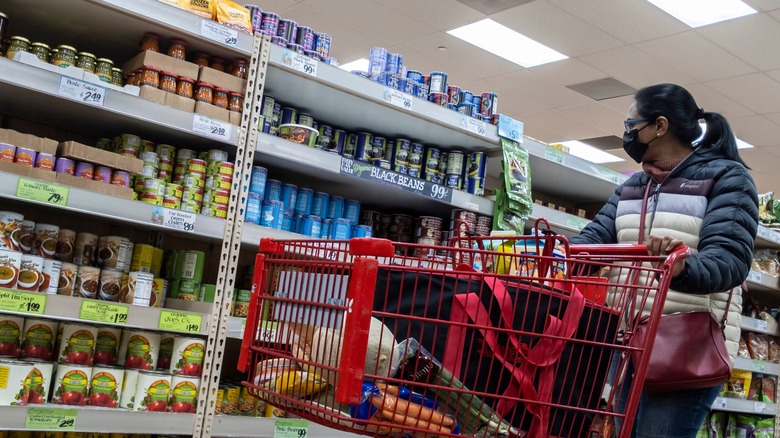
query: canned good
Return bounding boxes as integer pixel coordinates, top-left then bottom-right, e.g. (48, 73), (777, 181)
(224, 385), (240, 415)
(188, 158), (207, 174)
(246, 193), (262, 224)
(17, 254), (43, 292)
(353, 224), (372, 238)
(57, 262), (78, 296)
(344, 133), (357, 158)
(74, 162), (93, 179)
(163, 197), (181, 210)
(424, 147), (441, 178)
(38, 259), (61, 295)
(157, 335), (175, 371)
(120, 369), (139, 409)
(120, 329), (161, 371)
(21, 318), (57, 361)
(133, 370), (170, 411)
(446, 173), (463, 190)
(0, 249), (21, 289)
(98, 269), (123, 302)
(143, 178), (165, 197)
(0, 211), (24, 251)
(0, 360), (36, 405)
(16, 220), (34, 254)
(151, 278), (168, 308)
(368, 47), (388, 80)
(265, 179), (282, 202)
(52, 363), (92, 405)
(331, 218), (352, 240)
(429, 71), (448, 94)
(173, 250), (204, 283)
(261, 201), (284, 229)
(168, 375), (199, 413)
(30, 223), (58, 260)
(25, 360), (54, 405)
(97, 236), (131, 271)
(88, 365), (124, 407)
(14, 147), (36, 168)
(0, 143), (15, 163)
(0, 315), (24, 357)
(311, 192), (329, 218)
(121, 271), (155, 306)
(55, 229), (76, 263)
(130, 244), (155, 273)
(73, 233), (98, 266)
(249, 166), (267, 196)
(232, 288), (251, 318)
(327, 196), (344, 219)
(58, 323), (97, 365)
(170, 337), (205, 376)
(94, 326), (121, 366)
(480, 92), (498, 117)
(74, 265), (100, 299)
(355, 132), (373, 162)
(34, 153), (55, 171)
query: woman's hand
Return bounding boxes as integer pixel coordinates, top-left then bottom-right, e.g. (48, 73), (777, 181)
(646, 235), (686, 277)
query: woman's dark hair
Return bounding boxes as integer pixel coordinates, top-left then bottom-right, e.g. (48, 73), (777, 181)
(634, 83), (748, 167)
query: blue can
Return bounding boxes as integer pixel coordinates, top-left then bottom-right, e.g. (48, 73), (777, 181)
(343, 134), (357, 158)
(304, 50), (320, 61)
(295, 188), (313, 214)
(351, 70), (370, 79)
(249, 166), (268, 196)
(460, 90), (474, 107)
(312, 192), (329, 217)
(327, 130), (346, 154)
(277, 19), (297, 43)
(352, 224), (372, 238)
(300, 215), (323, 238)
(264, 179), (282, 202)
(293, 213), (305, 234)
(317, 125), (333, 150)
(286, 43), (304, 55)
(457, 103), (475, 116)
(260, 200), (283, 229)
(403, 79), (415, 95)
(429, 71), (448, 94)
(272, 102), (282, 128)
(315, 33), (332, 58)
(408, 142), (424, 177)
(296, 26), (316, 51)
(281, 209), (294, 232)
(467, 176), (484, 196)
(480, 92), (498, 117)
(344, 199), (361, 225)
(355, 132), (373, 162)
(327, 196), (344, 219)
(391, 139), (411, 170)
(321, 218), (331, 239)
(261, 12), (280, 36)
(370, 136), (387, 162)
(271, 36), (287, 47)
(445, 173), (463, 190)
(245, 5), (263, 33)
(466, 151), (487, 179)
(425, 173), (443, 185)
(368, 47), (388, 81)
(280, 107), (297, 125)
(281, 183), (297, 211)
(407, 70), (423, 84)
(385, 53), (402, 74)
(376, 159), (391, 169)
(246, 192), (262, 224)
(321, 57), (339, 67)
(445, 103), (457, 111)
(331, 218), (352, 240)
(424, 147), (441, 177)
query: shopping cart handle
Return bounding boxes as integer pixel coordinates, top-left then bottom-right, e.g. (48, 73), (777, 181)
(568, 244), (691, 263)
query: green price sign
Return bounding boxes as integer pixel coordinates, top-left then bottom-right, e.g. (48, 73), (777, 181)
(566, 217), (589, 232)
(0, 289), (46, 315)
(16, 178), (69, 206)
(26, 407), (77, 430)
(275, 419), (308, 438)
(159, 309), (202, 334)
(79, 301), (128, 325)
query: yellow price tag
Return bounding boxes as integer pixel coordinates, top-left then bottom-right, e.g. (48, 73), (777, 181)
(26, 407), (77, 430)
(0, 289), (46, 315)
(16, 178), (69, 206)
(159, 310), (202, 334)
(79, 301), (128, 325)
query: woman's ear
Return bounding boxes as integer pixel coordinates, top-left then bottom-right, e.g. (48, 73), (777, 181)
(655, 116), (669, 137)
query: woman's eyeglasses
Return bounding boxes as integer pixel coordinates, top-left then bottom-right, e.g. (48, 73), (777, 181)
(624, 118), (650, 133)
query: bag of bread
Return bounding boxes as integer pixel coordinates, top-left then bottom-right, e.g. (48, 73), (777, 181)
(186, 0), (215, 19)
(216, 0), (252, 34)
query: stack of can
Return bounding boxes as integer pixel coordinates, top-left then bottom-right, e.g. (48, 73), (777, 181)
(258, 9), (336, 64)
(476, 214), (492, 236)
(164, 250), (205, 301)
(245, 165), (268, 225)
(202, 149), (234, 219)
(450, 209), (478, 237)
(389, 214), (414, 243)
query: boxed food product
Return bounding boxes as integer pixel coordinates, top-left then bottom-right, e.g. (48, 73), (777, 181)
(0, 128), (58, 156)
(229, 110), (241, 126)
(55, 173), (134, 199)
(0, 161), (57, 181)
(138, 85), (166, 105)
(122, 50), (200, 81)
(164, 92), (196, 112)
(724, 369), (752, 399)
(58, 141), (143, 174)
(195, 102), (230, 123)
(197, 66), (246, 94)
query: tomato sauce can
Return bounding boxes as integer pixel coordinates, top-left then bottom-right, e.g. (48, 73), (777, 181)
(0, 315), (24, 357)
(25, 359), (54, 404)
(120, 329), (160, 370)
(0, 359), (36, 405)
(94, 326), (121, 366)
(14, 147), (36, 168)
(58, 323), (97, 365)
(119, 368), (139, 409)
(21, 318), (58, 361)
(133, 370), (171, 412)
(110, 170), (131, 188)
(35, 153), (56, 171)
(88, 365), (124, 408)
(157, 335), (175, 371)
(53, 363), (92, 406)
(0, 143), (15, 163)
(168, 375), (199, 413)
(170, 337), (205, 376)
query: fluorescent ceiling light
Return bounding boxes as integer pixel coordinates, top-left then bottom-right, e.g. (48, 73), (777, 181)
(647, 0), (756, 28)
(447, 19), (567, 68)
(339, 58), (369, 72)
(736, 138), (754, 149)
(557, 141), (624, 164)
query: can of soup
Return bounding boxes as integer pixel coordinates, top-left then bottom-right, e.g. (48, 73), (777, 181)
(73, 232), (99, 266)
(0, 249), (22, 289)
(121, 271), (154, 306)
(74, 265), (101, 299)
(17, 254), (44, 292)
(57, 262), (77, 296)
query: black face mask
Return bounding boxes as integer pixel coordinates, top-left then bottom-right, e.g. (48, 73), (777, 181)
(622, 123), (657, 163)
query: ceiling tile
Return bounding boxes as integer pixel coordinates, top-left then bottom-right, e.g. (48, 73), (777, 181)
(738, 147), (780, 173)
(492, 1), (623, 57)
(683, 83), (754, 120)
(634, 31), (756, 81)
(750, 171), (780, 193)
(556, 102), (628, 137)
(764, 112), (780, 125)
(488, 70), (594, 110)
(766, 69), (780, 83)
(600, 95), (636, 115)
(547, 0), (688, 44)
(529, 59), (607, 87)
(729, 115), (780, 147)
(706, 73), (780, 114)
(522, 125), (567, 144)
(747, 0), (780, 12)
(466, 78), (553, 116)
(251, 0), (303, 13)
(579, 46), (695, 89)
(371, 0), (485, 31)
(697, 14), (780, 71)
(520, 110), (611, 141)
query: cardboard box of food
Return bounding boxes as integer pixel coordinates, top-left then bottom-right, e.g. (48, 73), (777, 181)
(58, 141), (143, 174)
(138, 85), (166, 105)
(82, 71), (141, 97)
(0, 128), (59, 156)
(229, 110), (242, 126)
(0, 161), (57, 182)
(197, 66), (247, 94)
(55, 173), (134, 199)
(164, 92), (196, 112)
(122, 50), (199, 81)
(195, 101), (231, 123)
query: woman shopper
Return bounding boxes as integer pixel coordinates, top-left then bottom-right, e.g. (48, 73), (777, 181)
(570, 83), (759, 437)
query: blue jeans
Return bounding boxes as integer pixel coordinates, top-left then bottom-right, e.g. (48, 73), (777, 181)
(611, 353), (721, 438)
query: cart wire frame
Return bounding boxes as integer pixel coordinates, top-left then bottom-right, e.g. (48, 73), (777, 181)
(239, 234), (688, 438)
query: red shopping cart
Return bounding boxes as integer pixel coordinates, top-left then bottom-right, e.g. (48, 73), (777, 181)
(238, 232), (688, 438)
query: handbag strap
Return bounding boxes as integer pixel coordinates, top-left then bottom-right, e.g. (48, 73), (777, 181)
(636, 179), (732, 327)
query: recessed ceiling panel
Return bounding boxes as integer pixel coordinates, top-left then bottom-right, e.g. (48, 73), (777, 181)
(566, 78), (637, 101)
(455, 0), (534, 16)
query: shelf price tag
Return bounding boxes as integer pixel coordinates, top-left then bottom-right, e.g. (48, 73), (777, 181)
(16, 178), (69, 207)
(192, 114), (233, 142)
(460, 116), (487, 137)
(259, 321), (278, 343)
(240, 319), (246, 339)
(26, 408), (77, 430)
(280, 50), (317, 77)
(159, 310), (202, 334)
(712, 397), (728, 410)
(754, 402), (767, 413)
(757, 227), (769, 239)
(752, 360), (766, 372)
(58, 76), (106, 107)
(0, 289), (46, 315)
(382, 87), (413, 111)
(200, 20), (239, 47)
(151, 207), (196, 233)
(79, 301), (128, 325)
(339, 157), (453, 204)
(748, 270), (763, 283)
(754, 319), (769, 332)
(498, 115), (523, 143)
(566, 217), (589, 232)
(274, 419), (308, 438)
(544, 147), (567, 165)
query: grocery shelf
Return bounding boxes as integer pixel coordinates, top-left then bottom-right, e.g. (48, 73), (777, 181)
(254, 133), (494, 217)
(226, 316), (247, 340)
(742, 316), (780, 337)
(0, 57), (239, 148)
(745, 270), (780, 308)
(712, 397), (777, 416)
(264, 45), (499, 152)
(0, 171), (227, 244)
(0, 405), (194, 434)
(241, 222), (317, 249)
(756, 225), (780, 250)
(0, 292), (210, 336)
(212, 416), (361, 438)
(528, 204), (590, 237)
(734, 358), (780, 376)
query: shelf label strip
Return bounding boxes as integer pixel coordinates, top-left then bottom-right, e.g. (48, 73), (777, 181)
(383, 87), (413, 111)
(544, 147), (566, 165)
(712, 397), (727, 410)
(151, 206), (196, 233)
(339, 157), (453, 204)
(26, 407), (77, 431)
(200, 20), (239, 48)
(754, 318), (769, 332)
(0, 289), (46, 315)
(57, 76), (106, 107)
(280, 50), (318, 77)
(79, 301), (128, 325)
(274, 419), (308, 438)
(16, 178), (69, 207)
(192, 114), (232, 143)
(159, 309), (203, 334)
(748, 270), (762, 283)
(459, 115), (487, 137)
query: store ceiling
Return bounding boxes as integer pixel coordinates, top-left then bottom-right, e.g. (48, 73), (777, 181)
(258, 0), (780, 193)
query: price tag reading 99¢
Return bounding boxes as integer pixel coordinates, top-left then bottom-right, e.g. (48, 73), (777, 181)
(275, 419), (308, 438)
(383, 88), (413, 111)
(280, 50), (317, 77)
